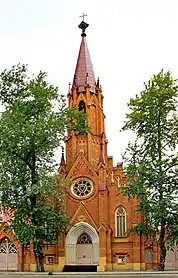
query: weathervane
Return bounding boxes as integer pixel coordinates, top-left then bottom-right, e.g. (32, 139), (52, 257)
(78, 12), (89, 37)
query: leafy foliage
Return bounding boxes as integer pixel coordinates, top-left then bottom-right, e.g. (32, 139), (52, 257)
(121, 70), (178, 270)
(0, 64), (88, 271)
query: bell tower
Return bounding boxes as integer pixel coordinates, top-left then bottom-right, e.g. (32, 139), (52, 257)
(66, 19), (107, 172)
(58, 17), (154, 274)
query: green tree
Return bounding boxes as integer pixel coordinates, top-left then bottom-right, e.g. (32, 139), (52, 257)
(0, 64), (88, 271)
(121, 70), (178, 270)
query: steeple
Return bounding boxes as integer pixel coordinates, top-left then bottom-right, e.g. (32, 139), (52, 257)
(72, 18), (96, 93)
(66, 18), (107, 171)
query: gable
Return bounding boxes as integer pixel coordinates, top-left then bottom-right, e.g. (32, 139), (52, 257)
(66, 151), (98, 180)
(90, 94), (98, 106)
(77, 93), (87, 105)
(70, 201), (98, 231)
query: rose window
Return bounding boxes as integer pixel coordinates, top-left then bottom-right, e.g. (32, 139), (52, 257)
(72, 179), (93, 197)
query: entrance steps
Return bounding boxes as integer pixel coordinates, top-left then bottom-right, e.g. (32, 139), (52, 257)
(62, 265), (97, 272)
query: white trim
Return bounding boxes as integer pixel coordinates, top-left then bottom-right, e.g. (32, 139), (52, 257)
(115, 206), (127, 237)
(66, 222), (99, 265)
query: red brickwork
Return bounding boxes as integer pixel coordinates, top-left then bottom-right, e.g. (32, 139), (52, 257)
(0, 25), (158, 272)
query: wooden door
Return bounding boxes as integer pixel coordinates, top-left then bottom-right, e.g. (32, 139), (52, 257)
(76, 244), (92, 264)
(76, 233), (93, 265)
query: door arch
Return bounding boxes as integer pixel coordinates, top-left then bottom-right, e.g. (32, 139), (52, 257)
(0, 238), (17, 270)
(76, 233), (92, 265)
(66, 222), (99, 265)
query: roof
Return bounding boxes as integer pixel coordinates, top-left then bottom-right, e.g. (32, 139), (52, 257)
(73, 36), (96, 93)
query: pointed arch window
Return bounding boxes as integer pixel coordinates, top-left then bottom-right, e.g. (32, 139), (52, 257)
(77, 233), (92, 244)
(79, 100), (86, 113)
(116, 206), (126, 237)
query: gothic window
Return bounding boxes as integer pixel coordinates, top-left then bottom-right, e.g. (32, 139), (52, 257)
(115, 176), (120, 188)
(116, 206), (126, 237)
(146, 251), (152, 264)
(72, 178), (93, 198)
(77, 233), (92, 244)
(79, 100), (86, 113)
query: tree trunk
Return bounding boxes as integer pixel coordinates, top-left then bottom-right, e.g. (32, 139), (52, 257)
(21, 245), (25, 272)
(158, 225), (166, 271)
(34, 251), (45, 272)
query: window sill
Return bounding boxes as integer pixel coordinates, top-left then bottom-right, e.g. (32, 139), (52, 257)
(113, 237), (129, 243)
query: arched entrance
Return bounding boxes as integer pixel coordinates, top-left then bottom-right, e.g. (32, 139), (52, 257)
(66, 222), (99, 266)
(0, 238), (17, 270)
(76, 233), (92, 264)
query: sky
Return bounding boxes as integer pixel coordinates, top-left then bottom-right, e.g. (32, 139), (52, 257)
(0, 0), (178, 165)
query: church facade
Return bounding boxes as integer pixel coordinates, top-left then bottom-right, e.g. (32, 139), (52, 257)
(0, 20), (160, 272)
(56, 20), (158, 272)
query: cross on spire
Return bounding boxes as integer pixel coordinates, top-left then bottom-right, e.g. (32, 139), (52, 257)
(80, 12), (87, 22)
(78, 14), (89, 37)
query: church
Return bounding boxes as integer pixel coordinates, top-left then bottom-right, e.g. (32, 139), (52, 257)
(0, 19), (159, 272)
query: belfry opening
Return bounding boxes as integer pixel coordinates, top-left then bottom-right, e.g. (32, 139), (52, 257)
(79, 100), (86, 113)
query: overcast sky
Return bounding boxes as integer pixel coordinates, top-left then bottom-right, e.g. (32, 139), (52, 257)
(0, 0), (178, 164)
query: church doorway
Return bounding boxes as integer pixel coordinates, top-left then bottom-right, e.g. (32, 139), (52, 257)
(76, 233), (92, 264)
(65, 222), (99, 268)
(0, 238), (17, 270)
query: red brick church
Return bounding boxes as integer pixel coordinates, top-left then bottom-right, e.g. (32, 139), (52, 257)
(56, 19), (159, 272)
(0, 19), (166, 272)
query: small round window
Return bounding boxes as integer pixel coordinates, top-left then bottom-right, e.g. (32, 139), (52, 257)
(72, 178), (93, 198)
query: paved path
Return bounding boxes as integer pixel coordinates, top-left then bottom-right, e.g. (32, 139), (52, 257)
(1, 275), (178, 278)
(0, 272), (178, 278)
(1, 274), (178, 278)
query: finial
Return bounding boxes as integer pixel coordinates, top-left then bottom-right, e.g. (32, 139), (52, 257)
(78, 13), (89, 37)
(73, 75), (77, 88)
(96, 77), (100, 88)
(99, 142), (105, 165)
(68, 82), (71, 95)
(60, 146), (66, 167)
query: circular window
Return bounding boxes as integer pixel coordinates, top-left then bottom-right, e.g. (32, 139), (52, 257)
(71, 178), (93, 198)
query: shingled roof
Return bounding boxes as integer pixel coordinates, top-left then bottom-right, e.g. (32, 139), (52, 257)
(72, 22), (96, 93)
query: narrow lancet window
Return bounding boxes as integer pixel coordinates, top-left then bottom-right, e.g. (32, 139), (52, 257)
(116, 206), (126, 237)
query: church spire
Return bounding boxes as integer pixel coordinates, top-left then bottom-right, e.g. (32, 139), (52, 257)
(72, 17), (96, 93)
